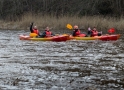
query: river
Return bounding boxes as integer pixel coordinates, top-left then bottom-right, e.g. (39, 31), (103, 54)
(0, 30), (123, 90)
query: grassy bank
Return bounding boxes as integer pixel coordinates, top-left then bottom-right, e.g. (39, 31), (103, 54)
(0, 14), (124, 32)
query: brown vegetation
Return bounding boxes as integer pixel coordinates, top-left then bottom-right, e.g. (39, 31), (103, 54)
(0, 0), (124, 31)
(0, 14), (123, 31)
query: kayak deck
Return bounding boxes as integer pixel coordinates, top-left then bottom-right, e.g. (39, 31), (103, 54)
(71, 36), (98, 40)
(69, 34), (120, 41)
(19, 34), (70, 42)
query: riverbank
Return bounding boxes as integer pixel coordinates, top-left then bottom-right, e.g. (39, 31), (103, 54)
(0, 14), (123, 31)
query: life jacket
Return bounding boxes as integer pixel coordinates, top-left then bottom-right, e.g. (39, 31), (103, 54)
(78, 34), (86, 37)
(45, 30), (52, 37)
(91, 30), (98, 36)
(33, 29), (39, 35)
(74, 29), (86, 37)
(74, 29), (81, 36)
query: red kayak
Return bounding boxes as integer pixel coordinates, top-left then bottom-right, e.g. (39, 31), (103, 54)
(96, 34), (121, 41)
(19, 34), (120, 41)
(68, 34), (120, 41)
(19, 34), (70, 42)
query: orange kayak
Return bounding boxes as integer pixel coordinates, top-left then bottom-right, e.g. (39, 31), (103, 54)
(19, 34), (70, 42)
(69, 34), (121, 41)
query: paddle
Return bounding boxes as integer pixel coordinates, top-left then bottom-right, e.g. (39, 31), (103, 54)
(66, 24), (73, 30)
(29, 33), (37, 37)
(108, 28), (115, 34)
(66, 23), (85, 30)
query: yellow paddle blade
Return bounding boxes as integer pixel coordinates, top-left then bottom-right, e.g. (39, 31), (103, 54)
(29, 33), (37, 37)
(66, 24), (73, 30)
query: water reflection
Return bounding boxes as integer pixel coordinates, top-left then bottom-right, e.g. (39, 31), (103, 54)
(0, 30), (123, 90)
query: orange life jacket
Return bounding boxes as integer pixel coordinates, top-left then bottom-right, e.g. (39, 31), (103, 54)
(45, 30), (52, 37)
(75, 30), (81, 36)
(78, 34), (86, 37)
(33, 29), (39, 35)
(91, 30), (98, 36)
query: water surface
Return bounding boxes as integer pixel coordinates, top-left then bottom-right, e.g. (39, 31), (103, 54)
(0, 30), (123, 90)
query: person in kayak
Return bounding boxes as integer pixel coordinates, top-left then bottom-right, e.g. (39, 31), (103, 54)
(30, 22), (41, 37)
(40, 27), (55, 38)
(72, 25), (87, 37)
(87, 27), (92, 36)
(90, 27), (102, 37)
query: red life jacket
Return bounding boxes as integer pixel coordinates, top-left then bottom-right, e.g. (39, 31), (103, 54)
(33, 29), (39, 35)
(91, 30), (98, 36)
(45, 30), (52, 37)
(75, 30), (81, 36)
(78, 34), (86, 37)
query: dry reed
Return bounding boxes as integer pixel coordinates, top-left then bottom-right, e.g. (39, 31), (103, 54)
(0, 13), (123, 32)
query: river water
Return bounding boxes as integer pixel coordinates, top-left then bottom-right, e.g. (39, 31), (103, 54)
(0, 30), (123, 90)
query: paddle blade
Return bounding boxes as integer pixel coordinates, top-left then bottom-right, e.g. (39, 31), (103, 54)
(66, 24), (73, 30)
(29, 33), (37, 37)
(108, 28), (115, 33)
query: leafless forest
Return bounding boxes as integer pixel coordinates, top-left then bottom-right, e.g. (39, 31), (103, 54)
(0, 0), (124, 21)
(0, 0), (124, 30)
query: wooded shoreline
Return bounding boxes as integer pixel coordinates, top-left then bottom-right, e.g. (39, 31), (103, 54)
(0, 0), (124, 31)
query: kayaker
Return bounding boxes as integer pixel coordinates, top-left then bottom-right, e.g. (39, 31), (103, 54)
(40, 27), (55, 38)
(90, 27), (102, 37)
(72, 25), (87, 37)
(30, 22), (41, 37)
(87, 27), (92, 36)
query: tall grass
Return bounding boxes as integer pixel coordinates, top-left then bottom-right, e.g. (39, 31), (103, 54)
(0, 13), (124, 32)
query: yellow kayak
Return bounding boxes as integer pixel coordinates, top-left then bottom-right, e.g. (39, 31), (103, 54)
(19, 34), (70, 42)
(69, 34), (121, 41)
(69, 36), (98, 40)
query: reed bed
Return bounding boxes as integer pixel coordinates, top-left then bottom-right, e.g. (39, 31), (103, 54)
(0, 14), (124, 32)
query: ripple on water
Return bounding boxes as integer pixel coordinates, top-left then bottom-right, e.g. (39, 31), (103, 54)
(0, 30), (123, 89)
